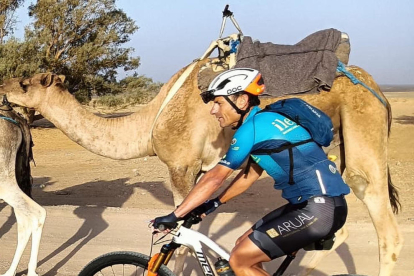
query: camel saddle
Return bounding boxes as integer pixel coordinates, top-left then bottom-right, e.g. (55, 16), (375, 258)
(198, 28), (351, 97)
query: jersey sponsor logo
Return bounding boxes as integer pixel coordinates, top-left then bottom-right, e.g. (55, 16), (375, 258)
(219, 159), (231, 166)
(266, 228), (280, 238)
(227, 86), (242, 94)
(231, 138), (237, 145)
(313, 197), (325, 204)
(219, 155), (231, 166)
(276, 213), (317, 235)
(271, 118), (299, 134)
(329, 164), (337, 174)
(304, 103), (321, 118)
(231, 146), (239, 151)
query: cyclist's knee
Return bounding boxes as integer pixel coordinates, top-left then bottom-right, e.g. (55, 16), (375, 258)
(229, 242), (254, 269)
(229, 252), (243, 271)
(229, 252), (266, 276)
(235, 229), (253, 246)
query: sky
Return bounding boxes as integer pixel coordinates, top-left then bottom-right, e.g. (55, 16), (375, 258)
(14, 0), (414, 85)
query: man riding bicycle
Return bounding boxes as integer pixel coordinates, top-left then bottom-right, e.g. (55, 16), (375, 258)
(152, 68), (350, 276)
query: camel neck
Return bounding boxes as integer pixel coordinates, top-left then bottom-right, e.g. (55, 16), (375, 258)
(38, 92), (159, 159)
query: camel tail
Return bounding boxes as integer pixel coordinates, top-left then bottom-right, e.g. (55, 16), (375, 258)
(381, 90), (398, 213)
(388, 166), (400, 214)
(385, 95), (392, 137)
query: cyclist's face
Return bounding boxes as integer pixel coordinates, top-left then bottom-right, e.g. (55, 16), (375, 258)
(210, 96), (241, 128)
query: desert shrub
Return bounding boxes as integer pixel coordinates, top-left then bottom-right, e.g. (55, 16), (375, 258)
(96, 94), (125, 107)
(92, 75), (163, 108)
(74, 89), (90, 104)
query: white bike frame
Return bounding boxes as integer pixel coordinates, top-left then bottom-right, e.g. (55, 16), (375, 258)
(171, 225), (230, 276)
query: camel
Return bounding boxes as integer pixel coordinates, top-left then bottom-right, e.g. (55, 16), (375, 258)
(0, 108), (46, 276)
(0, 60), (402, 276)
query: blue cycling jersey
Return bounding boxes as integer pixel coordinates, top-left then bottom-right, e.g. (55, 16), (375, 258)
(219, 106), (350, 204)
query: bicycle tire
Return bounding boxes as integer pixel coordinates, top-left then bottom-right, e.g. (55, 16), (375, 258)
(332, 274), (369, 276)
(78, 251), (176, 276)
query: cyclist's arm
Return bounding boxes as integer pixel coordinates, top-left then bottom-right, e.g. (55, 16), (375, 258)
(174, 163), (233, 218)
(219, 161), (263, 203)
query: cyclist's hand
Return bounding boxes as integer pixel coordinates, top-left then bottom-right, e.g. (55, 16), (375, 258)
(193, 197), (223, 217)
(151, 212), (178, 234)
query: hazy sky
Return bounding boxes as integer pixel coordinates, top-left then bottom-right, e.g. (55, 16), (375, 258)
(15, 0), (414, 85)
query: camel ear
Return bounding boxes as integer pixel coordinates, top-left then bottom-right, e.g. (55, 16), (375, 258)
(40, 73), (55, 87)
(57, 75), (66, 83)
(20, 78), (31, 86)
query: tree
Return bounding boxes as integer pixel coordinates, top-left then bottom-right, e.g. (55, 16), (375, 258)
(0, 37), (41, 80)
(0, 0), (24, 44)
(27, 0), (140, 98)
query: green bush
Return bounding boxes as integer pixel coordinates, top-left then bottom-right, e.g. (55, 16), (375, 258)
(96, 94), (125, 107)
(74, 89), (90, 104)
(92, 76), (163, 108)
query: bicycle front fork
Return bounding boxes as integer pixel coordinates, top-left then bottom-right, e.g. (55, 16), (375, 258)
(148, 243), (180, 275)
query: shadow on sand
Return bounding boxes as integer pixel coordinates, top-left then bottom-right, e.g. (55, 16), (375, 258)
(1, 173), (357, 276)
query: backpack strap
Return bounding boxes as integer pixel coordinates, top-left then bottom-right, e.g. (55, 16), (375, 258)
(247, 139), (313, 184)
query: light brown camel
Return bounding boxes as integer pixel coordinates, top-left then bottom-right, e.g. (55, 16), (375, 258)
(0, 61), (402, 275)
(0, 109), (46, 276)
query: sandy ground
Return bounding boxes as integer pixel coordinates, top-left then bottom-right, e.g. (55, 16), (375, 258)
(0, 92), (413, 276)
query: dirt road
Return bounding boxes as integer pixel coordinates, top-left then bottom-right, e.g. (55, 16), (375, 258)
(1, 93), (413, 276)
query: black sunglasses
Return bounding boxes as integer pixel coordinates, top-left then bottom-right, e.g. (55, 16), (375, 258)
(200, 90), (216, 104)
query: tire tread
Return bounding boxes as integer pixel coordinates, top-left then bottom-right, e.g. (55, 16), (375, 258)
(78, 251), (175, 276)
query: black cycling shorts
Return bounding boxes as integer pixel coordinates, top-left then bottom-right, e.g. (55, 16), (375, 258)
(248, 195), (347, 259)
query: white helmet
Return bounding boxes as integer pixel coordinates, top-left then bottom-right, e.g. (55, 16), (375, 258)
(200, 68), (265, 103)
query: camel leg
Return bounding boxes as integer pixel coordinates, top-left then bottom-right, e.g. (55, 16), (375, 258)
(346, 170), (402, 276)
(0, 182), (46, 276)
(341, 105), (402, 276)
(297, 226), (349, 276)
(167, 161), (202, 276)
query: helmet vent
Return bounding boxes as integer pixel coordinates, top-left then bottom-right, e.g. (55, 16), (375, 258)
(216, 79), (231, 90)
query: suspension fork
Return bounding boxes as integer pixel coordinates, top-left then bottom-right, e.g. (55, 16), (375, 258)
(148, 242), (181, 275)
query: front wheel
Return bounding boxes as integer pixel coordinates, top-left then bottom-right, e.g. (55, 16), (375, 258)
(332, 274), (369, 276)
(78, 251), (175, 276)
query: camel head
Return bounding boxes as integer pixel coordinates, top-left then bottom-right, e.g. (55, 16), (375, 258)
(0, 73), (66, 110)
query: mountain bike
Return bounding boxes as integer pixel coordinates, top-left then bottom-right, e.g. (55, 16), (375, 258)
(78, 210), (367, 276)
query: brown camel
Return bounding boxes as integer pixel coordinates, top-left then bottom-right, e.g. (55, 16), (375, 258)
(0, 109), (46, 276)
(0, 60), (402, 275)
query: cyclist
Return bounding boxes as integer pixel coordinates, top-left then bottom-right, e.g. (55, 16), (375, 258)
(152, 68), (350, 276)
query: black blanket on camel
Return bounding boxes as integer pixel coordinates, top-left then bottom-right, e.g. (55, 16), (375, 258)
(235, 28), (342, 97)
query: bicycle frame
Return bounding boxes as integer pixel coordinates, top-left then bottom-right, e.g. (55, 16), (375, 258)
(173, 226), (230, 275)
(149, 223), (298, 276)
(148, 224), (230, 276)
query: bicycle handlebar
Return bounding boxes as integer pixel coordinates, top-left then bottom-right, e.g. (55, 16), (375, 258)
(154, 211), (203, 232)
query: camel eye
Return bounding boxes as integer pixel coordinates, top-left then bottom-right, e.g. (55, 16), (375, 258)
(19, 81), (28, 92)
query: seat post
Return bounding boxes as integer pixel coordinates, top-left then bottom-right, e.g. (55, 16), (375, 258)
(273, 251), (298, 276)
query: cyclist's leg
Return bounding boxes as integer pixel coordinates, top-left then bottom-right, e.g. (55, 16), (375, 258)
(228, 204), (290, 275)
(230, 236), (272, 276)
(234, 228), (266, 272)
(248, 196), (347, 261)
